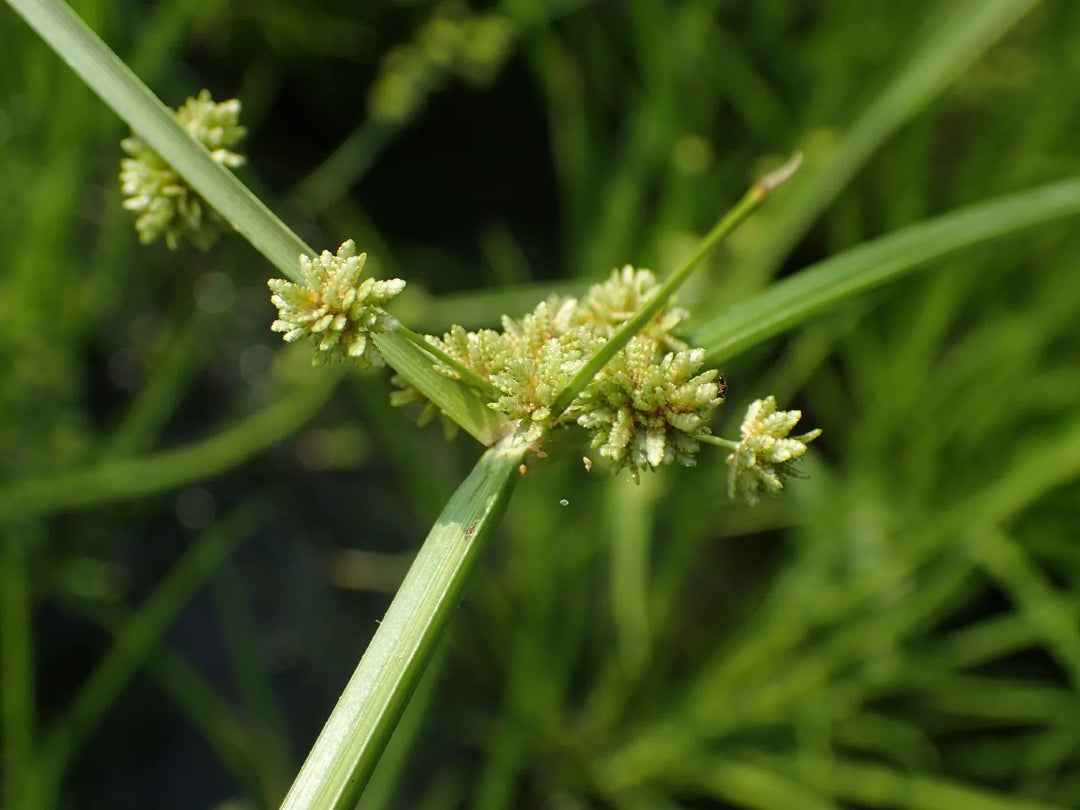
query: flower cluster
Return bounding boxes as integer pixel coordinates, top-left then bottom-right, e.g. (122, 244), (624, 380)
(484, 298), (604, 442)
(268, 241), (406, 367)
(579, 264), (689, 352)
(726, 396), (821, 505)
(120, 90), (246, 249)
(395, 266), (725, 479)
(368, 2), (516, 123)
(576, 339), (724, 480)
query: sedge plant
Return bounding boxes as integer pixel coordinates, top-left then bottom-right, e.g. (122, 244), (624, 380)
(6, 0), (1080, 808)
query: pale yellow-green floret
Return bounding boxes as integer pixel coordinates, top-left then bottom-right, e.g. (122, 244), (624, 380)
(119, 90), (246, 250)
(727, 396), (821, 504)
(268, 241), (406, 368)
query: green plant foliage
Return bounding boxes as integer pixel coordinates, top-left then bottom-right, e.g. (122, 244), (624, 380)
(368, 1), (516, 123)
(5, 0), (1080, 809)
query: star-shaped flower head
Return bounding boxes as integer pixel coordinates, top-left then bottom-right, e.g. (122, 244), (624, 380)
(575, 339), (724, 482)
(268, 241), (406, 368)
(120, 90), (246, 250)
(727, 396), (821, 505)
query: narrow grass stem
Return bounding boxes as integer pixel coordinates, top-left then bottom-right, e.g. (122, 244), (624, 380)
(0, 377), (335, 522)
(548, 153), (801, 418)
(280, 433), (530, 809)
(693, 174), (1080, 364)
(697, 435), (740, 451)
(396, 326), (502, 403)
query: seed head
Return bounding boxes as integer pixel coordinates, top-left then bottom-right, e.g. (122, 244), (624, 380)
(727, 396), (821, 504)
(268, 241), (405, 368)
(119, 90), (246, 250)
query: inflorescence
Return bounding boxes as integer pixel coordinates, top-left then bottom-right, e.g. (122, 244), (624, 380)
(368, 1), (517, 123)
(268, 241), (406, 368)
(120, 90), (246, 250)
(725, 396), (821, 505)
(268, 244), (819, 497)
(115, 86), (816, 501)
(391, 265), (725, 481)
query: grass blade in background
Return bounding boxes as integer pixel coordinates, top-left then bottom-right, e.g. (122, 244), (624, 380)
(0, 536), (36, 805)
(693, 175), (1080, 364)
(28, 502), (265, 809)
(0, 374), (337, 522)
(280, 433), (530, 810)
(791, 754), (1067, 810)
(725, 0), (1039, 297)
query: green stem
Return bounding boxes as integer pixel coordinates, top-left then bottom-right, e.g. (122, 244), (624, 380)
(397, 326), (502, 404)
(729, 0), (1039, 294)
(693, 175), (1080, 364)
(547, 154), (801, 418)
(280, 432), (530, 809)
(698, 435), (740, 451)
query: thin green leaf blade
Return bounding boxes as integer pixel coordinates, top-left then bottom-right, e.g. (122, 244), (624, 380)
(280, 433), (530, 810)
(373, 332), (511, 447)
(5, 0), (312, 280)
(727, 0), (1039, 296)
(694, 176), (1080, 365)
(0, 375), (336, 522)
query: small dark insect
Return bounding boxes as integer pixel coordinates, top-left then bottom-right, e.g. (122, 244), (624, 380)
(718, 375), (727, 400)
(465, 523), (477, 539)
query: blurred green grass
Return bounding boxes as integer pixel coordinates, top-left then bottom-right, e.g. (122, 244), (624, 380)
(2, 0), (1080, 808)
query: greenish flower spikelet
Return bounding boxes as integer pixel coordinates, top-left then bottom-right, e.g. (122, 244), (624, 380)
(727, 396), (821, 505)
(455, 13), (516, 86)
(580, 265), (689, 351)
(268, 240), (405, 368)
(394, 266), (724, 478)
(487, 304), (603, 442)
(119, 90), (246, 249)
(368, 2), (517, 123)
(422, 297), (600, 442)
(576, 339), (723, 481)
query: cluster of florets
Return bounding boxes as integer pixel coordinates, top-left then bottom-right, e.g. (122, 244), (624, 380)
(395, 266), (725, 480)
(726, 396), (821, 504)
(268, 241), (406, 368)
(579, 264), (690, 352)
(576, 339), (724, 479)
(120, 90), (246, 249)
(368, 1), (516, 123)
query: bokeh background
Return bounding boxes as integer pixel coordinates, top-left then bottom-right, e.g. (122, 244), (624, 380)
(3, 1), (1080, 808)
